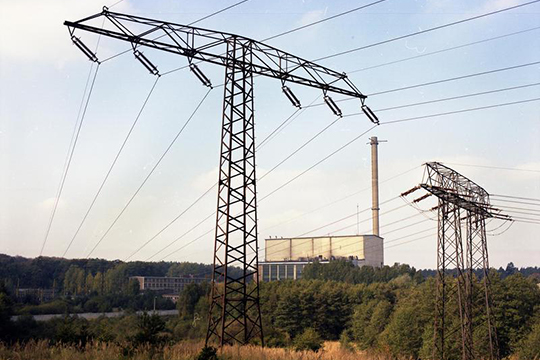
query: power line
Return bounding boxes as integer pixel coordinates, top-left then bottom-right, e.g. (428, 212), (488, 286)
(62, 76), (161, 258)
(262, 0), (390, 41)
(40, 64), (101, 256)
(160, 227), (215, 261)
(263, 199), (407, 256)
(126, 184), (215, 261)
(446, 163), (540, 174)
(319, 201), (409, 236)
(384, 232), (436, 250)
(376, 97), (540, 125)
(369, 61), (540, 97)
(492, 204), (540, 213)
(262, 214), (431, 259)
(491, 198), (540, 207)
(148, 165), (418, 262)
(314, 0), (540, 61)
(349, 26), (540, 73)
(260, 125), (378, 202)
(141, 92), (539, 262)
(304, 80), (540, 111)
(85, 88), (213, 258)
(300, 225), (435, 260)
(375, 82), (540, 112)
(148, 212), (215, 261)
(132, 100), (319, 260)
(492, 194), (540, 202)
(259, 115), (341, 181)
(263, 166), (419, 231)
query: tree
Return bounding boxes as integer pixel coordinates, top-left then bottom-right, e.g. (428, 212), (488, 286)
(178, 283), (207, 319)
(293, 328), (323, 352)
(0, 285), (14, 341)
(517, 315), (540, 359)
(132, 312), (166, 345)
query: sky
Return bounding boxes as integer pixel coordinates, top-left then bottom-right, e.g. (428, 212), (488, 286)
(0, 0), (539, 269)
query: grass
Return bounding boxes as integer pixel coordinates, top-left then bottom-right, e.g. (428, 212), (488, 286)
(0, 341), (399, 360)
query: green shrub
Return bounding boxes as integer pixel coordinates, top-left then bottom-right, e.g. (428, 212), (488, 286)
(293, 328), (323, 352)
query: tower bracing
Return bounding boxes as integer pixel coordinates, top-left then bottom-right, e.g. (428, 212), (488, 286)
(64, 7), (376, 347)
(420, 162), (499, 360)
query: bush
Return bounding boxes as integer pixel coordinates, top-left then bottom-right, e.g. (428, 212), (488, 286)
(196, 346), (219, 360)
(293, 328), (323, 352)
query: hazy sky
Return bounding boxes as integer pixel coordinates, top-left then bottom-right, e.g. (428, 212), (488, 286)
(1, 0), (539, 269)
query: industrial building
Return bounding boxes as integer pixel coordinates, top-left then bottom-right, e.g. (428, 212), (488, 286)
(259, 235), (383, 281)
(259, 137), (385, 282)
(130, 276), (207, 293)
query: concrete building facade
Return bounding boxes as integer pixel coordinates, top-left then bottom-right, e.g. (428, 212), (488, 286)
(259, 234), (384, 282)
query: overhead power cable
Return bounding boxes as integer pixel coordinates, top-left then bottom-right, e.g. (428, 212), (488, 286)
(492, 194), (540, 202)
(262, 0), (390, 41)
(260, 125), (378, 202)
(303, 80), (540, 111)
(147, 165), (418, 261)
(491, 198), (540, 207)
(263, 165), (419, 231)
(349, 26), (540, 73)
(314, 0), (540, 61)
(375, 97), (540, 125)
(368, 61), (540, 97)
(125, 184), (215, 261)
(85, 88), (213, 258)
(144, 92), (539, 262)
(262, 199), (409, 257)
(297, 197), (403, 237)
(262, 214), (431, 259)
(62, 76), (161, 257)
(39, 64), (101, 256)
(493, 205), (540, 213)
(259, 115), (341, 181)
(447, 163), (540, 174)
(296, 224), (434, 260)
(148, 212), (216, 261)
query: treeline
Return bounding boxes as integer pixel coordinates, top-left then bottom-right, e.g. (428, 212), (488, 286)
(1, 260), (539, 359)
(0, 254), (246, 299)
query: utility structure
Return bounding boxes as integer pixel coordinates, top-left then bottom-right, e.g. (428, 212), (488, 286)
(369, 136), (386, 236)
(403, 162), (500, 360)
(65, 7), (378, 347)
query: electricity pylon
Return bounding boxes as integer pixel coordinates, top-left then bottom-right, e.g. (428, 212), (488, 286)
(418, 163), (500, 360)
(64, 7), (378, 346)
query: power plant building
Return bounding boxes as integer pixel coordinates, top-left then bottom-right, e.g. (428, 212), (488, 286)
(259, 136), (385, 282)
(259, 234), (383, 282)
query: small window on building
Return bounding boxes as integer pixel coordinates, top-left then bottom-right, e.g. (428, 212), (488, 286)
(278, 264), (285, 280)
(270, 265), (278, 281)
(263, 264), (270, 282)
(286, 264), (294, 279)
(296, 264), (304, 279)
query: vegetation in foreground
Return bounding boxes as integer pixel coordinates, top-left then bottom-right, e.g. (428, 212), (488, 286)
(0, 341), (408, 360)
(1, 258), (539, 359)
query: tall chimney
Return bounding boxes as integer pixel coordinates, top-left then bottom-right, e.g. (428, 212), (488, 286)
(370, 136), (380, 236)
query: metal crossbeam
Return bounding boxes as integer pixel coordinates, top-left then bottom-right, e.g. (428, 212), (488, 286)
(65, 8), (366, 99)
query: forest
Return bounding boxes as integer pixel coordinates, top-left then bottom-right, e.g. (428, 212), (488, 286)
(0, 254), (539, 359)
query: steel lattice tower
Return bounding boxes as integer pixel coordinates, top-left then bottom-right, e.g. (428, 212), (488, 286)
(206, 38), (263, 345)
(420, 162), (499, 360)
(64, 7), (377, 347)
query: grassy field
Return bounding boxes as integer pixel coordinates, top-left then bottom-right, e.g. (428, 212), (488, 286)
(0, 341), (401, 360)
